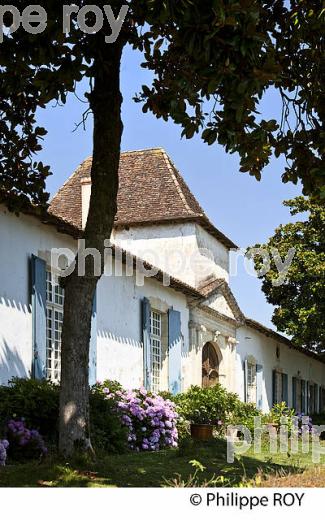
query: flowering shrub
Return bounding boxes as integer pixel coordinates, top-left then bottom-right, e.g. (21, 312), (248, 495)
(90, 382), (129, 453)
(0, 439), (9, 466)
(0, 378), (59, 443)
(100, 384), (178, 451)
(295, 413), (315, 435)
(6, 419), (47, 461)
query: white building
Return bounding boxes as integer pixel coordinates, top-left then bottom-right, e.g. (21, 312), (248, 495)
(0, 148), (324, 414)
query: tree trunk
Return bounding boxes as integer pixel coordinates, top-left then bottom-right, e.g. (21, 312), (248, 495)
(59, 41), (124, 456)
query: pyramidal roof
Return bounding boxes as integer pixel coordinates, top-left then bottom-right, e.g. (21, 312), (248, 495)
(49, 147), (237, 249)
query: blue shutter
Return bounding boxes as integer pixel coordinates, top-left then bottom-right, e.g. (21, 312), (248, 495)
(256, 364), (263, 411)
(319, 386), (322, 413)
(168, 308), (182, 395)
(89, 290), (97, 386)
(301, 380), (306, 413)
(313, 384), (318, 414)
(282, 373), (288, 404)
(292, 377), (297, 410)
(31, 255), (47, 379)
(272, 370), (277, 405)
(142, 298), (151, 390)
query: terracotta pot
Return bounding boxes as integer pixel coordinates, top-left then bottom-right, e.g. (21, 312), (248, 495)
(266, 422), (279, 433)
(190, 424), (214, 441)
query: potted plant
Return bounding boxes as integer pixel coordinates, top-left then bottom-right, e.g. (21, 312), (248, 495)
(176, 386), (226, 441)
(189, 407), (216, 440)
(263, 402), (295, 433)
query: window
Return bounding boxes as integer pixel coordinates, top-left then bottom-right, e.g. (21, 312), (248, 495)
(308, 383), (319, 414)
(46, 271), (64, 382)
(273, 371), (288, 405)
(321, 388), (325, 413)
(150, 310), (162, 393)
(246, 360), (257, 404)
(292, 377), (306, 413)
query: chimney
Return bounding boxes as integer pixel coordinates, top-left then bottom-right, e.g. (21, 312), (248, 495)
(81, 177), (91, 229)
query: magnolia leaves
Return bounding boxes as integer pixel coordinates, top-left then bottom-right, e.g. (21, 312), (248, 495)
(250, 197), (325, 352)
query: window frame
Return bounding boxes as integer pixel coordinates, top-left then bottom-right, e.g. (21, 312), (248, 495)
(150, 309), (163, 393)
(273, 370), (288, 404)
(246, 357), (257, 404)
(45, 270), (64, 382)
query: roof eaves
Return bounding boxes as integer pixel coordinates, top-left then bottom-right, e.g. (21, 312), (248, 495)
(115, 215), (237, 250)
(1, 197), (203, 301)
(245, 317), (325, 364)
(0, 193), (82, 238)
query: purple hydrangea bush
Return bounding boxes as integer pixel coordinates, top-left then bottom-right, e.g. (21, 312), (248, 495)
(295, 413), (315, 435)
(0, 439), (9, 466)
(6, 419), (47, 460)
(102, 386), (178, 451)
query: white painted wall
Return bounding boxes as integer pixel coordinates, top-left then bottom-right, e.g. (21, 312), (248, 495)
(0, 205), (190, 391)
(1, 203), (325, 408)
(205, 292), (235, 319)
(96, 265), (189, 389)
(236, 325), (325, 412)
(186, 307), (237, 393)
(113, 222), (229, 288)
(0, 205), (74, 384)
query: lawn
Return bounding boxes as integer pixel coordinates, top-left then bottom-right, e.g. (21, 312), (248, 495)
(1, 438), (325, 487)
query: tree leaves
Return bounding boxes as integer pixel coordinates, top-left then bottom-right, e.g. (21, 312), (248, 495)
(250, 197), (325, 353)
(0, 0), (324, 211)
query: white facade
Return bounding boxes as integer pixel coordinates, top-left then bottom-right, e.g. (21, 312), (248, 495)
(1, 201), (324, 414)
(113, 222), (229, 288)
(236, 325), (325, 413)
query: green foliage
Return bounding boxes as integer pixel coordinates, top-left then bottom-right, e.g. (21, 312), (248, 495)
(0, 378), (59, 442)
(174, 384), (260, 432)
(164, 459), (232, 487)
(230, 402), (262, 434)
(0, 379), (128, 453)
(89, 383), (129, 454)
(250, 197), (325, 351)
(0, 1), (323, 211)
(263, 402), (296, 431)
(93, 379), (123, 394)
(175, 385), (228, 425)
(136, 0), (325, 198)
(311, 413), (325, 425)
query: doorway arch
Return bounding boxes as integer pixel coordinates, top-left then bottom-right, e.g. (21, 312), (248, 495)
(202, 342), (221, 388)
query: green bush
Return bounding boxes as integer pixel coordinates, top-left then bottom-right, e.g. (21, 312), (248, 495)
(310, 413), (325, 425)
(174, 385), (260, 434)
(90, 382), (128, 453)
(230, 401), (262, 433)
(0, 378), (59, 442)
(0, 378), (129, 453)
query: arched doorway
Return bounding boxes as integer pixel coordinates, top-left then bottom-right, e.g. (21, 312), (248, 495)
(202, 342), (220, 388)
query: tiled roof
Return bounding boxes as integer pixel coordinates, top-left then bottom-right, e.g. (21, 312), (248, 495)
(49, 148), (237, 249)
(197, 276), (225, 297)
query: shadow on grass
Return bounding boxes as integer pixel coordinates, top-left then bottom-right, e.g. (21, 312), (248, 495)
(0, 437), (307, 488)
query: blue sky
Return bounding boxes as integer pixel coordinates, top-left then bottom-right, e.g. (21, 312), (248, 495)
(37, 44), (301, 330)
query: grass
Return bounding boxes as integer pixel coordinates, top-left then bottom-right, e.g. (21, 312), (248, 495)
(1, 438), (325, 487)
